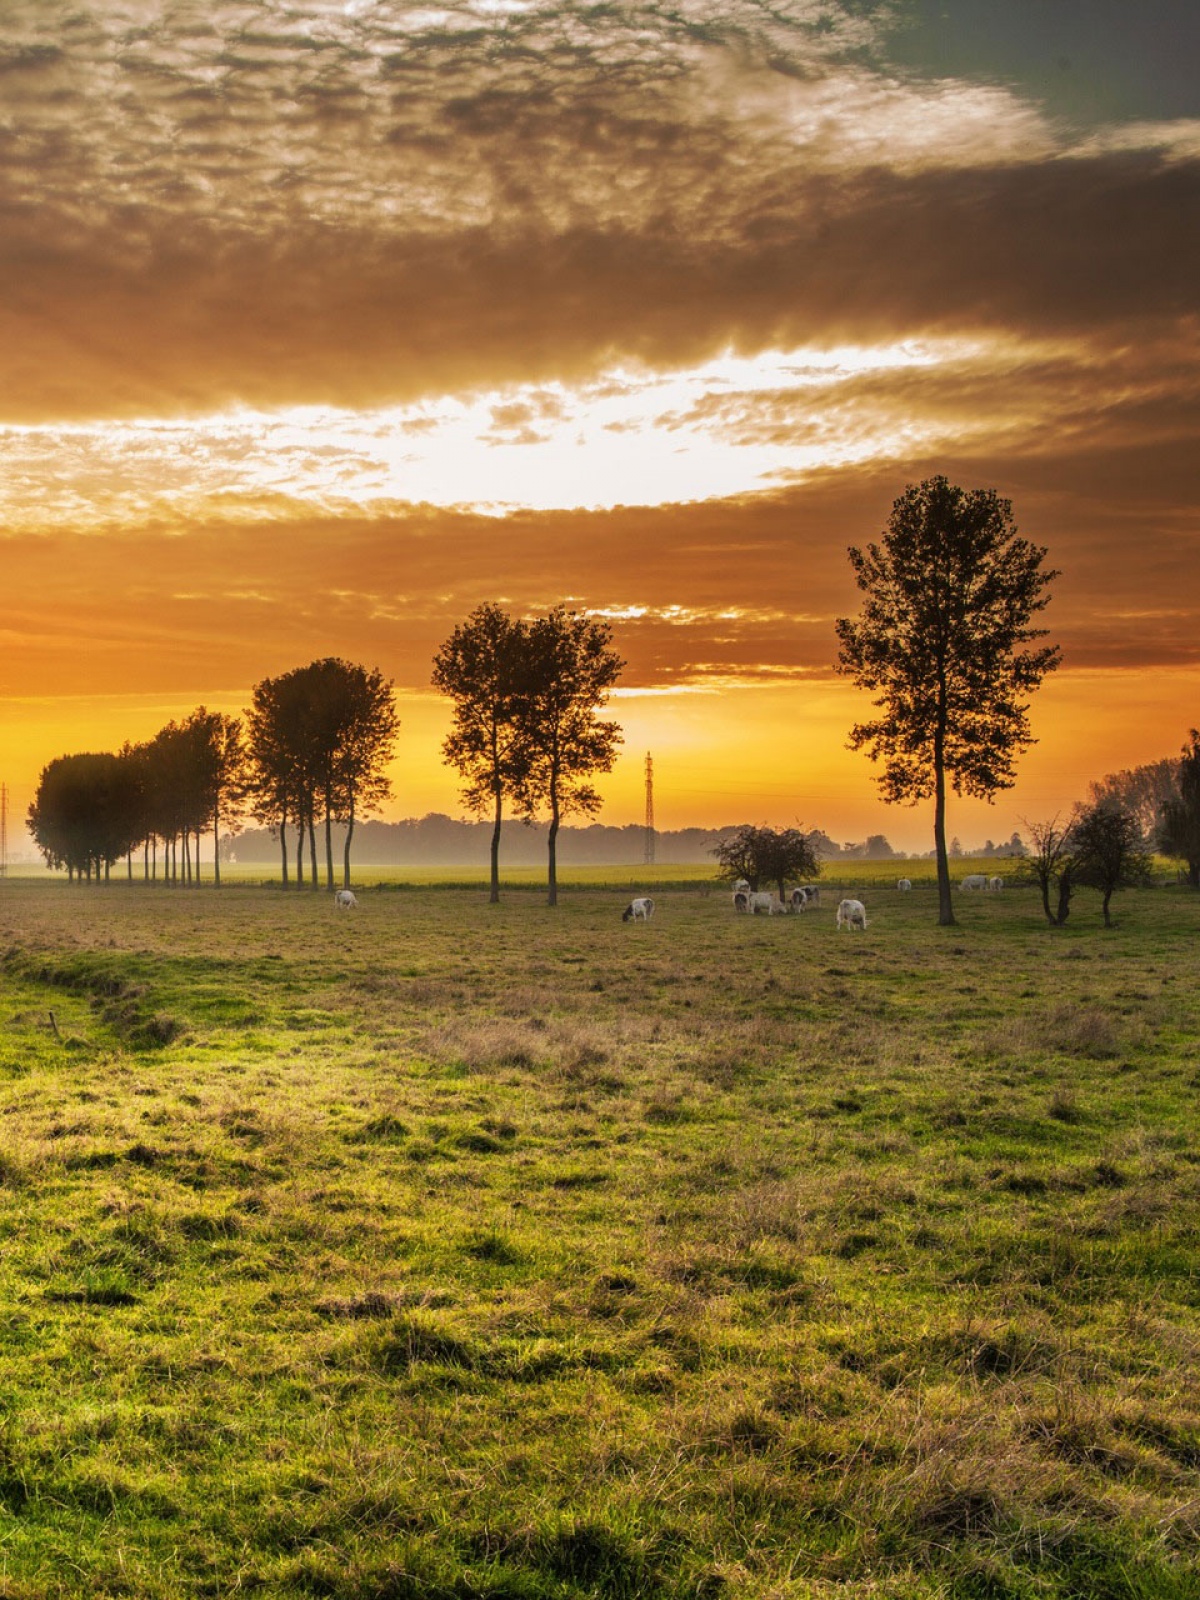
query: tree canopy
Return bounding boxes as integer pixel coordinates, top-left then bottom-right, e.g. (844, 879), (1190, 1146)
(836, 476), (1060, 925)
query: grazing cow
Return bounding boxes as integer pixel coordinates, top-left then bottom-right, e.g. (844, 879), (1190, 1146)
(749, 891), (787, 915)
(988, 876), (1004, 892)
(959, 873), (988, 892)
(790, 886), (808, 912)
(622, 896), (655, 922)
(836, 898), (867, 930)
(799, 884), (820, 905)
(334, 889), (358, 910)
(733, 891), (749, 914)
(896, 877), (912, 891)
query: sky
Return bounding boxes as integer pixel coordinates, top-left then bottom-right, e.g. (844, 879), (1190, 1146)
(1, 0), (1197, 855)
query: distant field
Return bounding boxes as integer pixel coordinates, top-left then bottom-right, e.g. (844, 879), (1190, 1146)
(4, 855), (1034, 892)
(1, 876), (1197, 1598)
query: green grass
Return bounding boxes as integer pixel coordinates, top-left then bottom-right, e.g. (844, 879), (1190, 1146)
(0, 876), (1198, 1597)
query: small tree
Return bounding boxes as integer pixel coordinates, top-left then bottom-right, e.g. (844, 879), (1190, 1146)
(1158, 729), (1200, 888)
(432, 604), (531, 904)
(1020, 814), (1079, 926)
(712, 824), (820, 898)
(1074, 803), (1152, 926)
(836, 477), (1060, 926)
(512, 607), (624, 906)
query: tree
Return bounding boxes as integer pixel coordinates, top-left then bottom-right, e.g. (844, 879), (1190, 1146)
(1073, 802), (1151, 926)
(1158, 729), (1200, 888)
(1020, 814), (1079, 926)
(1090, 757), (1180, 843)
(836, 476), (1060, 926)
(246, 660), (398, 890)
(712, 824), (820, 898)
(512, 607), (624, 906)
(432, 604), (531, 904)
(28, 752), (142, 881)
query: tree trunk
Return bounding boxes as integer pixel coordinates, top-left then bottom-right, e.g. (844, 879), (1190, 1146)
(489, 790), (503, 904)
(1039, 876), (1055, 925)
(547, 796), (560, 907)
(295, 817), (306, 887)
(213, 805), (221, 888)
(1055, 868), (1073, 925)
(1189, 860), (1200, 889)
(342, 792), (355, 889)
(309, 816), (319, 888)
(933, 742), (954, 927)
(1102, 887), (1114, 927)
(280, 820), (289, 888)
(325, 790), (335, 889)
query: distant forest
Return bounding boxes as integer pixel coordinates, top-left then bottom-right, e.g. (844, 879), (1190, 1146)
(225, 816), (746, 868)
(222, 816), (1020, 868)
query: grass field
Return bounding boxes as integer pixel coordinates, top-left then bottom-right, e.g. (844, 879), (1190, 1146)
(1, 875), (1197, 1599)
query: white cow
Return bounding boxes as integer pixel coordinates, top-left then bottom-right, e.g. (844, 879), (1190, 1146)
(334, 889), (358, 909)
(896, 878), (912, 891)
(836, 898), (867, 930)
(790, 886), (808, 912)
(798, 884), (820, 905)
(622, 896), (655, 922)
(988, 876), (1004, 892)
(959, 873), (988, 892)
(749, 891), (787, 915)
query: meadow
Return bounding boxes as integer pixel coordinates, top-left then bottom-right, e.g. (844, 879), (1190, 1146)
(0, 871), (1197, 1599)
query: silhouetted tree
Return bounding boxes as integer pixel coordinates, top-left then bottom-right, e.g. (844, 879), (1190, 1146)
(712, 824), (820, 898)
(1073, 802), (1152, 926)
(512, 607), (624, 906)
(1020, 814), (1080, 926)
(432, 604), (531, 903)
(836, 476), (1060, 926)
(246, 660), (398, 889)
(28, 752), (142, 881)
(1158, 729), (1200, 888)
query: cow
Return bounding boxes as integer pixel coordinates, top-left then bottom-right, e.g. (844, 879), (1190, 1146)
(837, 898), (867, 930)
(797, 884), (820, 905)
(733, 891), (749, 914)
(896, 878), (912, 891)
(988, 876), (1004, 892)
(749, 891), (787, 915)
(790, 886), (808, 912)
(622, 896), (655, 922)
(959, 873), (988, 892)
(334, 889), (358, 910)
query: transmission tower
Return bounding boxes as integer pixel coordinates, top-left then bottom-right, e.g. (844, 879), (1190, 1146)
(643, 752), (656, 865)
(0, 783), (7, 879)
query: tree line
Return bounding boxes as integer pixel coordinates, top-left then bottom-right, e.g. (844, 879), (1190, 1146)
(27, 660), (398, 890)
(26, 606), (625, 903)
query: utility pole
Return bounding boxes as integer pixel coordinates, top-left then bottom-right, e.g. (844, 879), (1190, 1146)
(643, 752), (655, 865)
(0, 783), (7, 878)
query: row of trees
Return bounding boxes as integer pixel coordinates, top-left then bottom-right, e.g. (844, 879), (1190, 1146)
(432, 604), (623, 905)
(27, 660), (399, 889)
(27, 608), (626, 903)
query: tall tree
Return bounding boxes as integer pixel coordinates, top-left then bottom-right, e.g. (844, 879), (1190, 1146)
(1158, 729), (1200, 888)
(513, 607), (624, 906)
(836, 476), (1060, 926)
(1020, 813), (1079, 926)
(432, 604), (531, 903)
(28, 752), (142, 881)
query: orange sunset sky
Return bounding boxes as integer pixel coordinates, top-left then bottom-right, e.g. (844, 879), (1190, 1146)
(2, 1), (1198, 856)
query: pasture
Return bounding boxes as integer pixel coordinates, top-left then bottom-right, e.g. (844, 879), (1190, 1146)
(0, 875), (1197, 1599)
